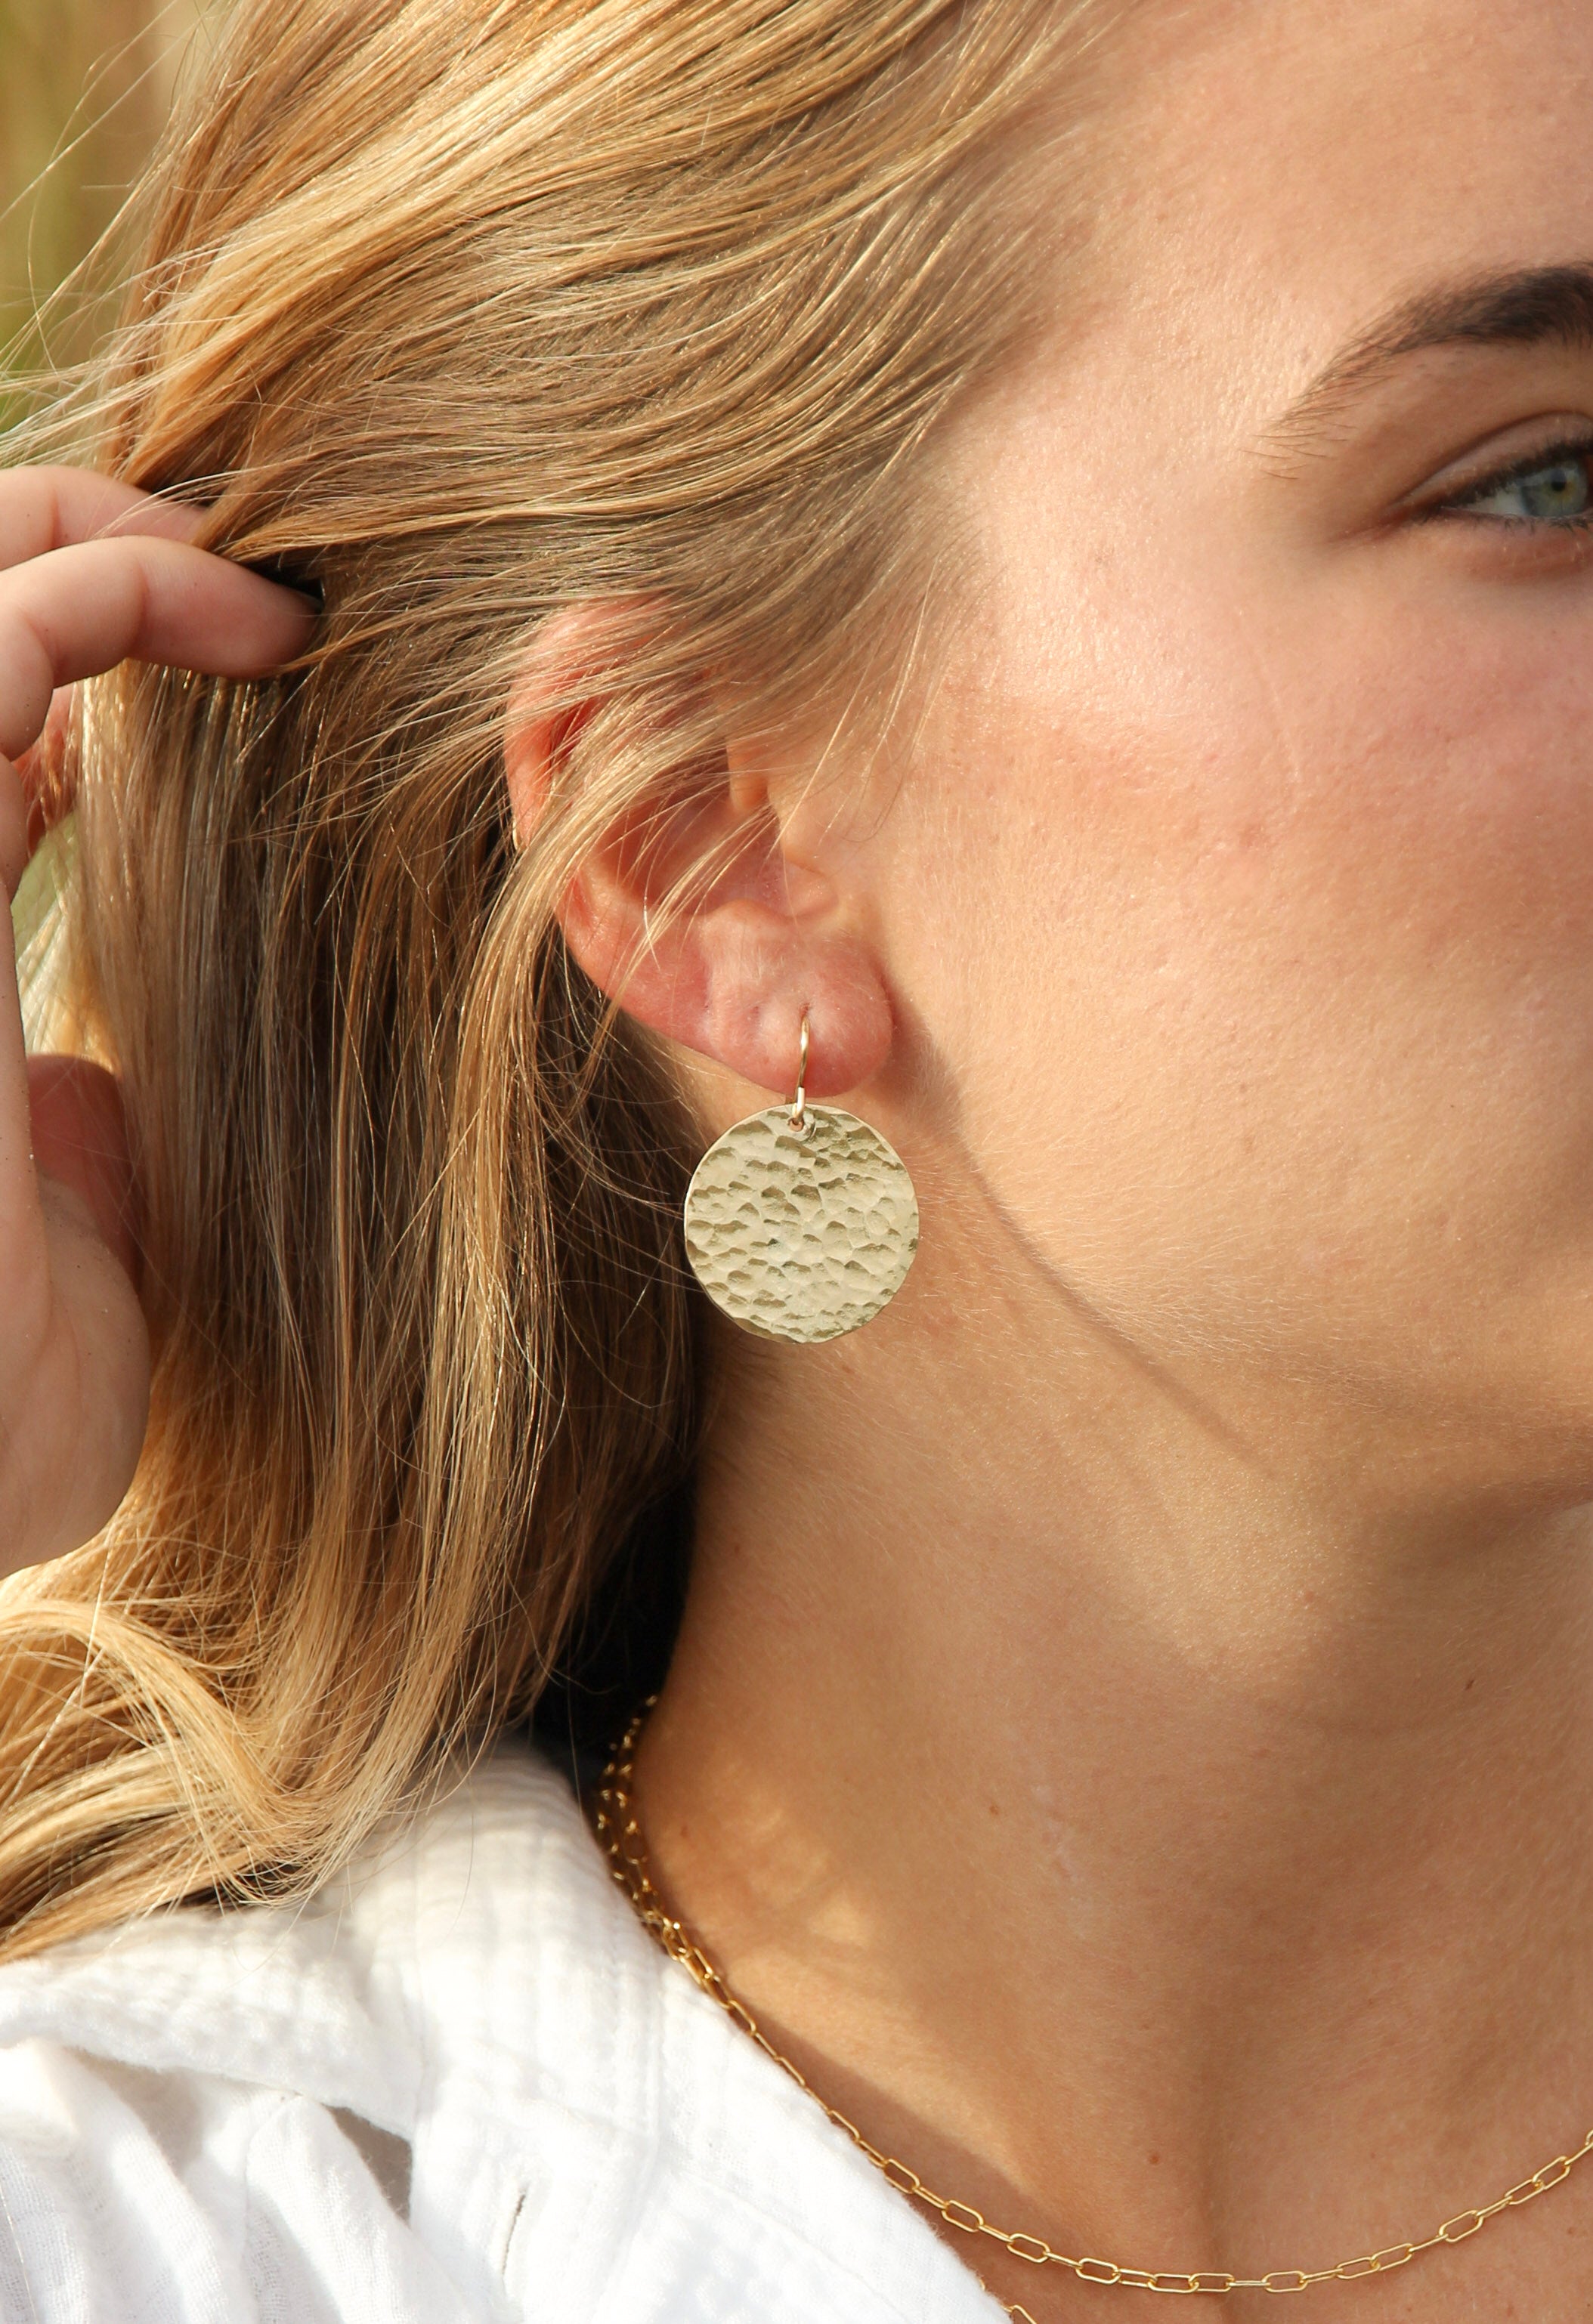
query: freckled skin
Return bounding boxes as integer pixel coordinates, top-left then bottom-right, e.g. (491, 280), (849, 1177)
(623, 2), (1593, 2319)
(861, 0), (1593, 1508)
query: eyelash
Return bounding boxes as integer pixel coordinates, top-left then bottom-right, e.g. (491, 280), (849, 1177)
(1429, 434), (1593, 529)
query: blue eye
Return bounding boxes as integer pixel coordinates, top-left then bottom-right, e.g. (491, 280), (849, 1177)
(1455, 449), (1593, 525)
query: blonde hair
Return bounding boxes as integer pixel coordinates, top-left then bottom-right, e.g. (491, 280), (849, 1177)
(0, 0), (1098, 1957)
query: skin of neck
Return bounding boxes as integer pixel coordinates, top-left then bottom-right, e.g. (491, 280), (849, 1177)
(639, 1183), (1593, 2311)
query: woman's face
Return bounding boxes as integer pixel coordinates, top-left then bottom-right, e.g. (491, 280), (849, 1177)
(847, 0), (1593, 1503)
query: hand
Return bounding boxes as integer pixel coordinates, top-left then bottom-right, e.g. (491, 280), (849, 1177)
(0, 469), (315, 1580)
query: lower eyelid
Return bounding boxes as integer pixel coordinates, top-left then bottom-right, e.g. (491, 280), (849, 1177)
(1417, 505), (1593, 570)
(1433, 504), (1593, 530)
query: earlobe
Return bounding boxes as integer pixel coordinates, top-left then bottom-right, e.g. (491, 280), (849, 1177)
(502, 605), (895, 1103)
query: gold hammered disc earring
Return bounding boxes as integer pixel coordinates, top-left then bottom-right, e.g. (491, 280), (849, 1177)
(682, 1014), (919, 1343)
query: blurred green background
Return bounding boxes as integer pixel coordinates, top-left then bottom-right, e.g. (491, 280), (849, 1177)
(2, 0), (200, 375)
(3, 2), (199, 960)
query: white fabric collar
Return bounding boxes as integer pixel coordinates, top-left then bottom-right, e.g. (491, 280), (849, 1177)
(0, 1743), (1009, 2323)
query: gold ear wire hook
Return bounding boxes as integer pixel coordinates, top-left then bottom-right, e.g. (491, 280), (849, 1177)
(789, 1013), (810, 1133)
(682, 1002), (917, 1340)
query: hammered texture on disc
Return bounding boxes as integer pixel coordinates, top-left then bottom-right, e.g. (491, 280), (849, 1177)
(683, 1105), (919, 1343)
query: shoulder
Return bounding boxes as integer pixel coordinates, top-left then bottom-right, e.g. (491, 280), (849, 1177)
(0, 1744), (582, 2323)
(0, 1746), (586, 2134)
(0, 1743), (999, 2323)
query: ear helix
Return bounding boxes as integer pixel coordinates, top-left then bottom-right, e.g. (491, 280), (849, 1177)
(682, 1013), (918, 1343)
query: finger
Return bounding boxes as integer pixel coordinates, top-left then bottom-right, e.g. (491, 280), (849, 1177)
(0, 468), (205, 572)
(0, 757), (26, 899)
(0, 536), (317, 762)
(14, 685), (75, 847)
(1, 471), (223, 836)
(0, 765), (36, 1213)
(21, 1172), (150, 1575)
(28, 1058), (139, 1285)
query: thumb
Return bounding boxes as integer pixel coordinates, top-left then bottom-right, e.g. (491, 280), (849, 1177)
(27, 1058), (140, 1285)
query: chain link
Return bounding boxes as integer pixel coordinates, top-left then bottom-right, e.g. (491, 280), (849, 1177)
(596, 1704), (1593, 2305)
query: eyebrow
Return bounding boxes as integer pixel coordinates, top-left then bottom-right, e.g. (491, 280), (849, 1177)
(1270, 263), (1593, 450)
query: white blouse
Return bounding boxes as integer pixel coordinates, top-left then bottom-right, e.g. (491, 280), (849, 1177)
(0, 1744), (1007, 2322)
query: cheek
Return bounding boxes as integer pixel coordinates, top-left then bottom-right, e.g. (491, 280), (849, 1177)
(881, 570), (1593, 1398)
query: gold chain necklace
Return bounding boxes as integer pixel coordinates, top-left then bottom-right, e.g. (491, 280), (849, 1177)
(596, 1703), (1593, 2309)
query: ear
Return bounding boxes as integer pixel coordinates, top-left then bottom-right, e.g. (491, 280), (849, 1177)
(503, 604), (892, 1102)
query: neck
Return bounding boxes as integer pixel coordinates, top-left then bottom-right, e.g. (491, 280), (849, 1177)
(638, 1189), (1593, 2316)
